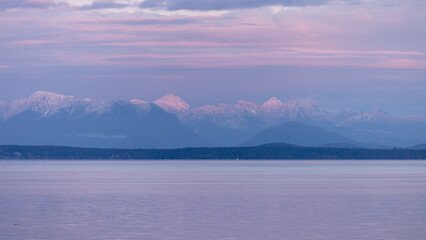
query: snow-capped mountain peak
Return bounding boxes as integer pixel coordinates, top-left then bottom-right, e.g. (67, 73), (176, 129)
(27, 91), (73, 104)
(4, 91), (74, 118)
(262, 97), (284, 113)
(27, 91), (74, 114)
(153, 94), (190, 114)
(263, 97), (283, 107)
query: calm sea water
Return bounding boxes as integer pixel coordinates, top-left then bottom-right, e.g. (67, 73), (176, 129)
(0, 160), (425, 240)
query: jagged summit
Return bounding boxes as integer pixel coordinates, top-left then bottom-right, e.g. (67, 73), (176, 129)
(154, 93), (190, 114)
(282, 97), (328, 121)
(263, 97), (283, 108)
(236, 100), (259, 113)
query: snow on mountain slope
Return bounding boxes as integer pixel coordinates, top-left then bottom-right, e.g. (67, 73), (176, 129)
(337, 107), (426, 130)
(0, 91), (208, 148)
(1, 92), (154, 120)
(130, 99), (147, 105)
(236, 100), (260, 114)
(182, 103), (263, 130)
(335, 107), (426, 146)
(338, 108), (393, 127)
(4, 91), (75, 119)
(262, 97), (283, 112)
(152, 94), (333, 127)
(2, 92), (424, 147)
(0, 101), (7, 119)
(174, 96), (338, 146)
(180, 96), (333, 129)
(282, 97), (329, 122)
(154, 94), (190, 114)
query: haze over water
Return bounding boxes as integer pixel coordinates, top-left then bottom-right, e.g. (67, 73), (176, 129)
(1, 160), (425, 240)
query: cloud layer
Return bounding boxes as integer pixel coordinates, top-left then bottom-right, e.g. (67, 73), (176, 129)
(139, 0), (329, 11)
(0, 0), (54, 10)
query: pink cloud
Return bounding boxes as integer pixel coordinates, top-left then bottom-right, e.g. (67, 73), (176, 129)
(26, 0), (54, 3)
(2, 1), (426, 70)
(45, 46), (426, 70)
(12, 39), (58, 46)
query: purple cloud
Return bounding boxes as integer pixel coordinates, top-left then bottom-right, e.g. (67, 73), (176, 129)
(140, 0), (329, 11)
(0, 0), (54, 10)
(0, 0), (130, 10)
(100, 17), (203, 26)
(79, 1), (130, 10)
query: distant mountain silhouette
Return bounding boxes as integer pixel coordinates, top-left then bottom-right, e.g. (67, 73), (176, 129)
(241, 121), (355, 147)
(407, 144), (426, 150)
(0, 92), (208, 149)
(175, 97), (341, 146)
(335, 108), (426, 147)
(153, 94), (426, 147)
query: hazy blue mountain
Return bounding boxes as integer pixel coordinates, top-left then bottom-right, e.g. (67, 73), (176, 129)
(151, 94), (426, 148)
(178, 103), (265, 146)
(241, 121), (356, 147)
(0, 91), (208, 149)
(0, 101), (7, 117)
(2, 92), (425, 148)
(407, 144), (426, 150)
(154, 95), (344, 146)
(335, 108), (426, 147)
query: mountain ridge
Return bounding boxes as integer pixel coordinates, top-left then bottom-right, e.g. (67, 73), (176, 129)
(0, 92), (209, 149)
(1, 91), (425, 148)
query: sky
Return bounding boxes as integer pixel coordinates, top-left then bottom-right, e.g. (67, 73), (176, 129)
(0, 0), (425, 114)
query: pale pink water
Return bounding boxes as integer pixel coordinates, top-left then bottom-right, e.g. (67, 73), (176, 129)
(0, 160), (425, 240)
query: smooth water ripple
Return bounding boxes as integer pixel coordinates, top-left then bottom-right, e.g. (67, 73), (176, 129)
(0, 160), (425, 240)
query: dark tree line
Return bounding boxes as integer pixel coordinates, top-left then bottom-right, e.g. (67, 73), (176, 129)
(0, 145), (425, 160)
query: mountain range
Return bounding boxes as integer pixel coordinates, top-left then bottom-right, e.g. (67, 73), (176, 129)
(153, 94), (425, 147)
(0, 91), (425, 148)
(0, 91), (207, 148)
